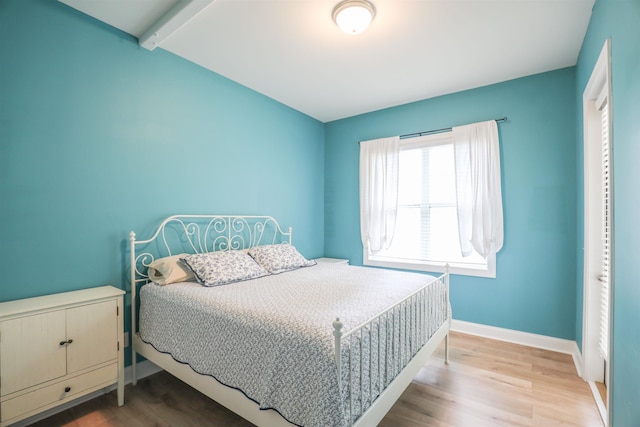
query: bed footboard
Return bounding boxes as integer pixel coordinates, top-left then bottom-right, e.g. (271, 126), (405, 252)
(333, 270), (450, 426)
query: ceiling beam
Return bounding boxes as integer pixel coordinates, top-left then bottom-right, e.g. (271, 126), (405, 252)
(138, 0), (216, 51)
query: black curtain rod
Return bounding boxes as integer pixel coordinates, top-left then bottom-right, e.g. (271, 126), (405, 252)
(399, 116), (508, 140)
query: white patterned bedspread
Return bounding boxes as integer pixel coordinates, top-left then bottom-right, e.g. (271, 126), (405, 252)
(139, 263), (448, 427)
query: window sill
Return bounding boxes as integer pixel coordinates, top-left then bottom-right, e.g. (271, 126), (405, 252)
(364, 255), (496, 278)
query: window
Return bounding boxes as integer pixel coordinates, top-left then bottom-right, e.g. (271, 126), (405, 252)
(364, 132), (496, 277)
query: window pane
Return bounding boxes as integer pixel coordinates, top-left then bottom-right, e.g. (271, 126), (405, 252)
(427, 206), (459, 260)
(426, 145), (456, 204)
(397, 150), (423, 205)
(384, 206), (422, 259)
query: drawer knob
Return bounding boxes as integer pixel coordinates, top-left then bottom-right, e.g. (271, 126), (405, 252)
(59, 339), (73, 346)
(64, 386), (71, 393)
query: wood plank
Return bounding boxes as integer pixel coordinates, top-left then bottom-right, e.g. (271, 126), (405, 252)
(28, 332), (603, 427)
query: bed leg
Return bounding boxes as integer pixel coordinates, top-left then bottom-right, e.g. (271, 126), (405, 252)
(444, 333), (450, 365)
(444, 264), (450, 365)
(132, 351), (137, 386)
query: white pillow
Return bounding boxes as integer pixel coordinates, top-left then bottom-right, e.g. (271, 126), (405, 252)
(248, 244), (316, 274)
(148, 254), (196, 285)
(181, 251), (269, 287)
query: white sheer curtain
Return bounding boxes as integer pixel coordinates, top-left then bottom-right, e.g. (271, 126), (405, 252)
(453, 120), (504, 258)
(359, 136), (401, 254)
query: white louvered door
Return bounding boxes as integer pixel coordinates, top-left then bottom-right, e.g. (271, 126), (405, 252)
(582, 39), (611, 425)
(598, 95), (611, 361)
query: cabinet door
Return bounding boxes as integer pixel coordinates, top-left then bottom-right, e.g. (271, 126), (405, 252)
(0, 311), (67, 396)
(66, 300), (118, 374)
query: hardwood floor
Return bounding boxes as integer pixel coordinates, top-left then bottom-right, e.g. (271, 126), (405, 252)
(28, 332), (603, 427)
(380, 332), (603, 427)
(595, 381), (606, 408)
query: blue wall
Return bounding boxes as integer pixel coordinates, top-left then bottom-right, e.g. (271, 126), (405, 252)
(575, 0), (640, 425)
(0, 0), (325, 306)
(325, 69), (578, 340)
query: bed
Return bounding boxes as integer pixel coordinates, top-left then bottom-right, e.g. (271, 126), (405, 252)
(129, 215), (450, 427)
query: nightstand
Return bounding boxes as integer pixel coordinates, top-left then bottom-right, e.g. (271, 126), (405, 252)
(315, 257), (349, 265)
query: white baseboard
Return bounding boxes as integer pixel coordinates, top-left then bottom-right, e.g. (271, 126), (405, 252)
(9, 360), (162, 427)
(451, 319), (584, 377)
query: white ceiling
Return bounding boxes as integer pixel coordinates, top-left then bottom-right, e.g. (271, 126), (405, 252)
(60, 0), (594, 123)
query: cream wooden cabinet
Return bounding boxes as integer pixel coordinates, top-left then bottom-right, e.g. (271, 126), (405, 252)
(0, 286), (125, 426)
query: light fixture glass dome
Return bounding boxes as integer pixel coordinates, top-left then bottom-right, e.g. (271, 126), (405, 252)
(332, 0), (376, 35)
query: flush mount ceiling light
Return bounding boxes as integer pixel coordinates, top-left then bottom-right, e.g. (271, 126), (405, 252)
(332, 0), (376, 35)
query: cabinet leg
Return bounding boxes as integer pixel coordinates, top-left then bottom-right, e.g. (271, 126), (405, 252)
(117, 365), (125, 406)
(118, 380), (124, 406)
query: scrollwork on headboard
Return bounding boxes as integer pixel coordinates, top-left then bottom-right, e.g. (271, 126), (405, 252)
(129, 215), (292, 283)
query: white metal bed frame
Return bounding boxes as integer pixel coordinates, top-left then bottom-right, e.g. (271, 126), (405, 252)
(129, 214), (449, 427)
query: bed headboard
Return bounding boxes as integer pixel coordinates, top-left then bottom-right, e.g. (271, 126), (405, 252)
(129, 215), (292, 285)
(129, 215), (292, 340)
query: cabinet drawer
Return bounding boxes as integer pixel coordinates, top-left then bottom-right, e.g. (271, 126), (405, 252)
(1, 363), (117, 423)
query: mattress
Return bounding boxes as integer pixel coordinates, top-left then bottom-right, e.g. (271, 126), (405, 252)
(139, 262), (448, 427)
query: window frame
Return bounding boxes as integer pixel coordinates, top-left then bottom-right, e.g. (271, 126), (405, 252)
(362, 132), (497, 278)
